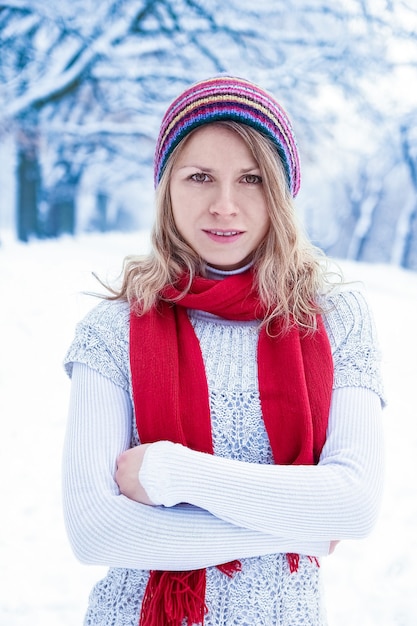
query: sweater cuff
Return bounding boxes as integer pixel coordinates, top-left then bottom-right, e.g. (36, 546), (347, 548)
(139, 440), (187, 506)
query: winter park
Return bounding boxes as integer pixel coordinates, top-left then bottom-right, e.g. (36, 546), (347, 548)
(1, 2), (417, 625)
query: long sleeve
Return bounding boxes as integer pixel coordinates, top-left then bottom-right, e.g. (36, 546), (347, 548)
(63, 289), (384, 572)
(140, 386), (384, 539)
(62, 362), (330, 571)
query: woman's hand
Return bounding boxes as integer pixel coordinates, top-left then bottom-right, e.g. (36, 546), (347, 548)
(329, 540), (340, 554)
(116, 444), (156, 505)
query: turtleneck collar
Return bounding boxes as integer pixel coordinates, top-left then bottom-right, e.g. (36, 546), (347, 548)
(205, 261), (253, 280)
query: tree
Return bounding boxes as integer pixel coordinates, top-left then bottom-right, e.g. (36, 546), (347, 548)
(1, 0), (417, 269)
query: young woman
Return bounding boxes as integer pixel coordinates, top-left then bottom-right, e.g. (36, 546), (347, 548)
(62, 76), (385, 626)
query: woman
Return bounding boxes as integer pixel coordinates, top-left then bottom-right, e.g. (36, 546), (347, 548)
(63, 76), (385, 626)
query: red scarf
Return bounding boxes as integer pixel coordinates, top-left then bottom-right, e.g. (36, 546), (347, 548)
(129, 271), (333, 626)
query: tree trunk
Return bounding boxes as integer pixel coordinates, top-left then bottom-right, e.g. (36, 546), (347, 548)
(46, 182), (76, 237)
(401, 204), (417, 269)
(16, 131), (40, 242)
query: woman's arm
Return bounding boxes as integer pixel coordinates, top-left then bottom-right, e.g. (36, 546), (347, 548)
(137, 386), (384, 540)
(62, 362), (330, 571)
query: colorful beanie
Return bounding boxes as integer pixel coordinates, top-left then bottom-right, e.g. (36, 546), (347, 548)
(154, 75), (301, 196)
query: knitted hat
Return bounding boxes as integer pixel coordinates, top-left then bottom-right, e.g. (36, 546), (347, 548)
(154, 75), (301, 196)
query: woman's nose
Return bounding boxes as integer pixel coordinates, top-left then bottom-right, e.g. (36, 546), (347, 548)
(208, 184), (238, 216)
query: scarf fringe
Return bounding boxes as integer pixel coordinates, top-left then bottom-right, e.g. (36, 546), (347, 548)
(139, 570), (208, 626)
(286, 553), (300, 573)
(308, 555), (320, 568)
(139, 562), (242, 626)
(216, 559), (242, 578)
(286, 553), (320, 573)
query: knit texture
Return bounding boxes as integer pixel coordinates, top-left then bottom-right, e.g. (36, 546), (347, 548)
(154, 76), (301, 196)
(63, 288), (385, 626)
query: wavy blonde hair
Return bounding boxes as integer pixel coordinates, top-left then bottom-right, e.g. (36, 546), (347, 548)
(105, 121), (339, 331)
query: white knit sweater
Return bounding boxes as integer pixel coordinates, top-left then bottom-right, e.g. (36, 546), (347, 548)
(63, 287), (384, 626)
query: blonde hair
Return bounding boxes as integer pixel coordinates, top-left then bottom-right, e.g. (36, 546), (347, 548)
(106, 121), (339, 331)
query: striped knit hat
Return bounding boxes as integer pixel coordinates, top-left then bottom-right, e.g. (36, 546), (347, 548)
(154, 75), (301, 196)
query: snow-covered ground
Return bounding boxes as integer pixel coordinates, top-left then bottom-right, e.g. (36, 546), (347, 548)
(0, 232), (416, 625)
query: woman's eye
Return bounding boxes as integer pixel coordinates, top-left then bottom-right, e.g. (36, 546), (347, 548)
(243, 174), (262, 184)
(190, 172), (209, 183)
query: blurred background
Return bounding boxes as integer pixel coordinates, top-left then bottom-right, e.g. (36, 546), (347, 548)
(1, 0), (417, 269)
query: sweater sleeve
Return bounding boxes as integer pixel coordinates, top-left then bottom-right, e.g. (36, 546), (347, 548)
(140, 386), (384, 540)
(62, 362), (330, 571)
(64, 299), (131, 391)
(140, 290), (385, 538)
(323, 289), (385, 401)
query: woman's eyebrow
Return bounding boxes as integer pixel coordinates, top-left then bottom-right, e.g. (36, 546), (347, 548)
(175, 164), (260, 173)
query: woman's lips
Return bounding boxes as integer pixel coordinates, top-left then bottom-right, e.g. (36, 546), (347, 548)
(203, 229), (244, 243)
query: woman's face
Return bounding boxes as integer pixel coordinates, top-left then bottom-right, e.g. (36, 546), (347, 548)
(169, 124), (270, 271)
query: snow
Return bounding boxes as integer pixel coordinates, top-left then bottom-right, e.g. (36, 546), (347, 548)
(0, 232), (416, 625)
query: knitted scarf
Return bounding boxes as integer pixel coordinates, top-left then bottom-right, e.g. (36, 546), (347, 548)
(129, 271), (333, 626)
